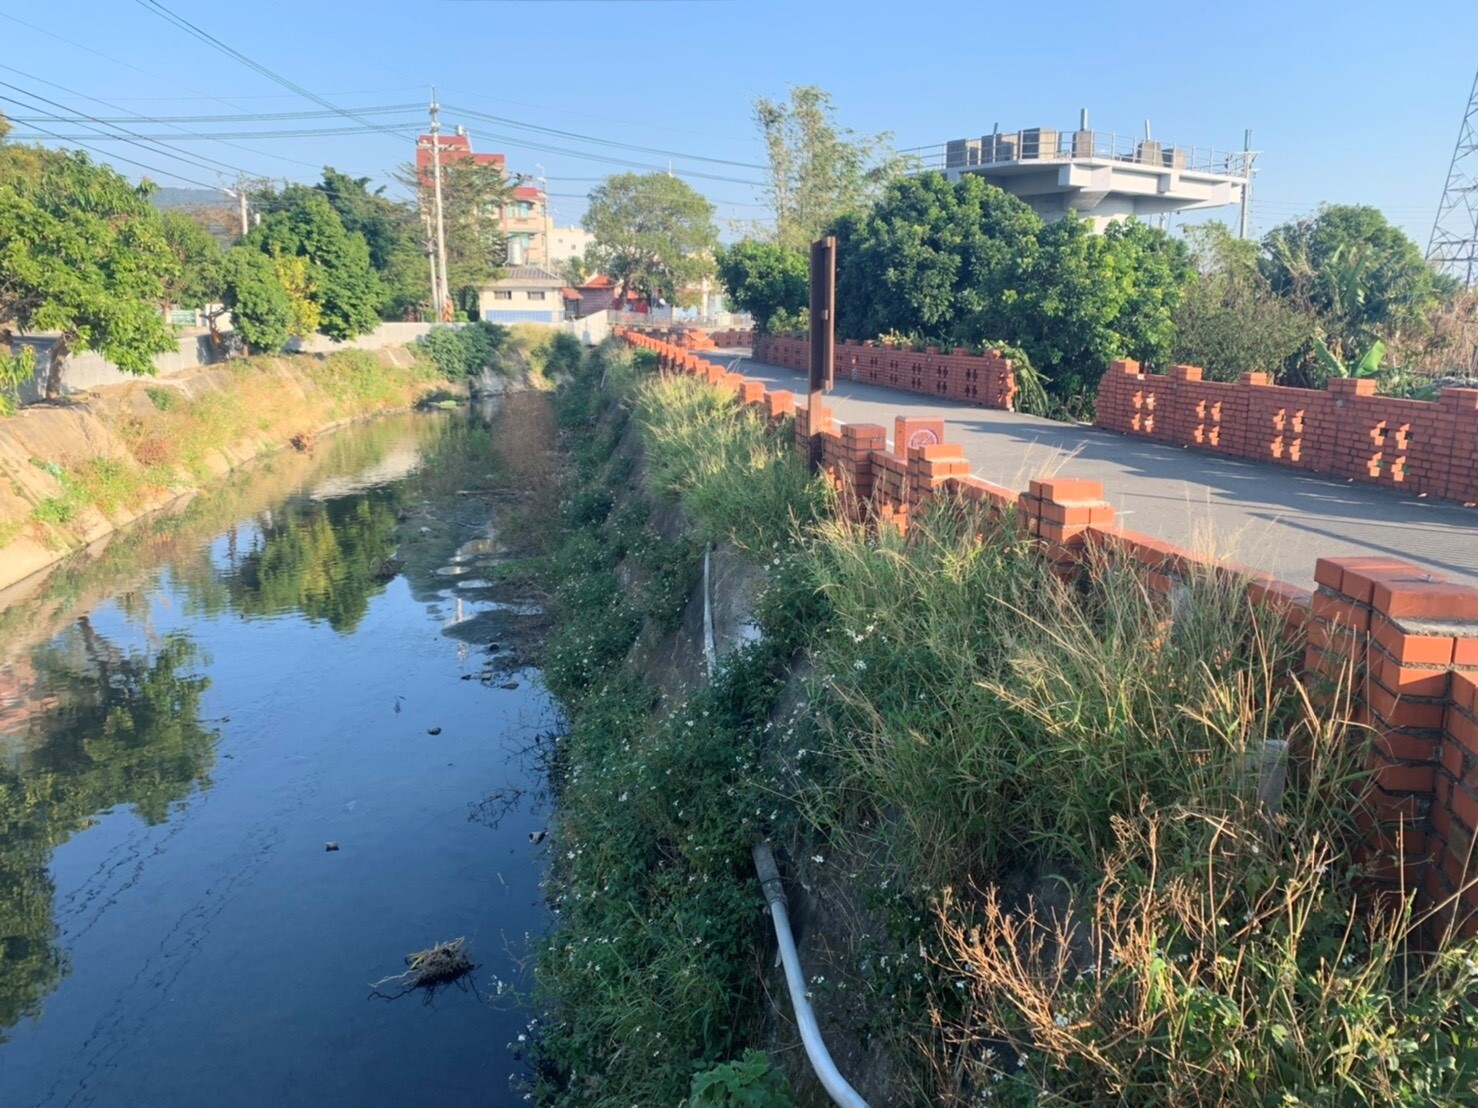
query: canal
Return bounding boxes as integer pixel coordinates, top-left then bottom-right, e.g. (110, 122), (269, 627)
(0, 398), (556, 1106)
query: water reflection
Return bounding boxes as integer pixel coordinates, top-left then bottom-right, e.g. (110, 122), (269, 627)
(218, 495), (403, 633)
(0, 623), (215, 1040)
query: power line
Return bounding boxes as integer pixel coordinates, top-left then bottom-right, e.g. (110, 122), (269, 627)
(2, 110), (223, 190)
(0, 11), (327, 171)
(9, 124), (429, 142)
(130, 0), (409, 149)
(0, 68), (271, 182)
(443, 102), (764, 170)
(6, 104), (427, 125)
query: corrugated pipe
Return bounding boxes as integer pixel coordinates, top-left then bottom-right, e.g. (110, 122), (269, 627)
(752, 842), (870, 1108)
(706, 548), (867, 1103)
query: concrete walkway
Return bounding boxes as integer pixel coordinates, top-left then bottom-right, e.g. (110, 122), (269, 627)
(714, 349), (1478, 591)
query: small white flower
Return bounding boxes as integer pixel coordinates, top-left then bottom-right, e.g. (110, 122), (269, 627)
(1054, 1014), (1069, 1028)
(853, 659), (867, 671)
(813, 854), (825, 864)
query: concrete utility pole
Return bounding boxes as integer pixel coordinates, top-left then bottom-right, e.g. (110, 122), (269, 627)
(429, 89), (451, 320)
(1239, 129), (1257, 240)
(423, 212), (440, 322)
(238, 189), (249, 238)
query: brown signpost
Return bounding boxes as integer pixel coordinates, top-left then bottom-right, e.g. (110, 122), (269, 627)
(807, 235), (836, 471)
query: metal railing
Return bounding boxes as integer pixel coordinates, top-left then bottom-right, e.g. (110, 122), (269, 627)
(916, 128), (1251, 178)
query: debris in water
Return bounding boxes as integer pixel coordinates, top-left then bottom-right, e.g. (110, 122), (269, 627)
(325, 842), (340, 852)
(427, 726), (442, 735)
(369, 938), (476, 1000)
(529, 830), (546, 845)
(487, 642), (501, 652)
(500, 681), (519, 690)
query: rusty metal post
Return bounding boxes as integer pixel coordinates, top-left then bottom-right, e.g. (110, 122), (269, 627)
(807, 235), (836, 472)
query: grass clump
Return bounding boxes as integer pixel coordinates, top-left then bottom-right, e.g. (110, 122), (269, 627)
(779, 497), (1478, 1105)
(633, 370), (824, 552)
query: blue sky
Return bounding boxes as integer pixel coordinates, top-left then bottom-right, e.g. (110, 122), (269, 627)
(1, 0), (1474, 245)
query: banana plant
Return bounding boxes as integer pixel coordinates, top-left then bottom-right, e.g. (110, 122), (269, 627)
(1313, 336), (1385, 379)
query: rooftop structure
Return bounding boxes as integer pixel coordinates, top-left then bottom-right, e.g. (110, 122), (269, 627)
(414, 127), (550, 265)
(923, 117), (1250, 229)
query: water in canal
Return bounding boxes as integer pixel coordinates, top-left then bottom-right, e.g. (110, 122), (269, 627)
(0, 398), (558, 1106)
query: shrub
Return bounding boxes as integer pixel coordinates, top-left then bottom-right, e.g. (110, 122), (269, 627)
(413, 321), (508, 378)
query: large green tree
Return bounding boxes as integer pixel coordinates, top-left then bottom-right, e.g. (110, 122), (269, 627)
(315, 167), (425, 321)
(754, 85), (910, 251)
(833, 173), (1042, 344)
(246, 186), (380, 341)
(0, 141), (178, 398)
(1261, 205), (1447, 367)
(583, 172), (718, 307)
(219, 246), (293, 354)
(1171, 222), (1314, 382)
(714, 239), (807, 331)
(158, 210), (224, 312)
(1011, 216), (1192, 399)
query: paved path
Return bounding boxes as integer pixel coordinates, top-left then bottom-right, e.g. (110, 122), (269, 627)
(713, 349), (1478, 591)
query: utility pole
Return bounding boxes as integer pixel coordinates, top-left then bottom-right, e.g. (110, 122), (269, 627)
(429, 89), (451, 320)
(238, 189), (248, 238)
(423, 212), (440, 323)
(536, 162), (550, 268)
(1238, 129), (1258, 240)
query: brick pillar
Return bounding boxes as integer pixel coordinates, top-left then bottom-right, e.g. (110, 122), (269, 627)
(1017, 477), (1116, 573)
(1439, 673), (1478, 934)
(905, 442), (971, 513)
(1309, 556), (1478, 913)
(839, 423), (886, 510)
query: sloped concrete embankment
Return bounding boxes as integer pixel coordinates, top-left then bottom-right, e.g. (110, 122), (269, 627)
(0, 347), (443, 595)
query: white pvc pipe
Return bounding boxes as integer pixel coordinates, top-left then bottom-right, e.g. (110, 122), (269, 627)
(752, 842), (870, 1108)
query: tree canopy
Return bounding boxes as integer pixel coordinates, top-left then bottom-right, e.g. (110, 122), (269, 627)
(158, 209), (224, 312)
(219, 246), (293, 354)
(1171, 222), (1314, 382)
(583, 172), (718, 307)
(754, 85), (910, 251)
(1262, 205), (1447, 365)
(315, 167), (426, 321)
(246, 186), (380, 341)
(0, 142), (178, 397)
(714, 240), (807, 332)
(394, 158), (514, 316)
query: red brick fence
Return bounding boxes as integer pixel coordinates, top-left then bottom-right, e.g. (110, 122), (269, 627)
(618, 326), (1478, 937)
(1095, 362), (1478, 506)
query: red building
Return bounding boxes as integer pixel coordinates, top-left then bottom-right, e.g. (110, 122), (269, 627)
(414, 128), (548, 265)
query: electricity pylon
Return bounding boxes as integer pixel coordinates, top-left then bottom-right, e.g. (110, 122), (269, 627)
(1428, 69), (1478, 286)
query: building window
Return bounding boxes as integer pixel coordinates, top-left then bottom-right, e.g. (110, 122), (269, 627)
(527, 291), (546, 301)
(492, 290), (513, 300)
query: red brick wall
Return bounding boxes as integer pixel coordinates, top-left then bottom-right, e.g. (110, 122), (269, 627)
(615, 327), (1478, 933)
(1096, 361), (1478, 506)
(752, 334), (1018, 411)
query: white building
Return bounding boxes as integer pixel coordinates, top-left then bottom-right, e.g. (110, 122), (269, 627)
(477, 266), (572, 325)
(547, 226), (595, 267)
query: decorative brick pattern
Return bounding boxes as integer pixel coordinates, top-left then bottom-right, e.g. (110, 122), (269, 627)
(752, 335), (1018, 411)
(1096, 361), (1478, 507)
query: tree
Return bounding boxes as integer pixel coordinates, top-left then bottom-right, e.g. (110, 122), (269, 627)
(1171, 222), (1313, 382)
(1262, 205), (1444, 362)
(1011, 216), (1192, 400)
(394, 157), (515, 316)
(315, 167), (425, 321)
(158, 210), (224, 312)
(754, 85), (911, 251)
(832, 173), (1042, 344)
(219, 246), (292, 354)
(714, 240), (807, 332)
(0, 142), (178, 398)
(583, 172), (718, 307)
(245, 186), (380, 341)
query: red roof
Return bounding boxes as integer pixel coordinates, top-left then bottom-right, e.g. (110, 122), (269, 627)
(580, 275), (615, 288)
(561, 287), (582, 299)
(513, 185), (541, 199)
